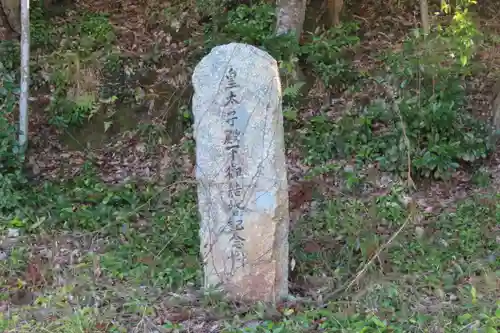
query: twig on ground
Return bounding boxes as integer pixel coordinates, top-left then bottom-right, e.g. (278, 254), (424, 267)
(342, 212), (413, 292)
(322, 208), (415, 301)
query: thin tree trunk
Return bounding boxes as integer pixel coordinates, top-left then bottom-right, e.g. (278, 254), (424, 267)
(275, 0), (307, 40)
(492, 81), (500, 137)
(19, 0), (29, 150)
(420, 0), (430, 36)
(275, 0), (308, 85)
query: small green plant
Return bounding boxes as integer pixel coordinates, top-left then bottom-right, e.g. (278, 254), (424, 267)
(48, 92), (99, 128)
(223, 3), (276, 45)
(60, 12), (115, 55)
(103, 51), (124, 75)
(196, 0), (230, 21)
(25, 9), (121, 132)
(472, 167), (491, 187)
(0, 41), (20, 73)
(381, 31), (490, 178)
(301, 22), (361, 89)
(80, 13), (114, 43)
(282, 81), (305, 122)
(30, 1), (58, 48)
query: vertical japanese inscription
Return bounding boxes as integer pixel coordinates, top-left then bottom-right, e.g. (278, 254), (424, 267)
(193, 43), (289, 301)
(220, 67), (247, 274)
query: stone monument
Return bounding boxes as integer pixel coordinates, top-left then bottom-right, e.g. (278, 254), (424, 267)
(192, 43), (289, 302)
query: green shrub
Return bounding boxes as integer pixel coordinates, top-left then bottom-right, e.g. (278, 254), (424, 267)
(300, 22), (361, 89)
(224, 3), (276, 44)
(301, 32), (491, 180)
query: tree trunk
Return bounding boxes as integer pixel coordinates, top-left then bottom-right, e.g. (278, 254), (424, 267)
(0, 4), (16, 40)
(1, 0), (21, 35)
(492, 81), (500, 136)
(420, 0), (430, 36)
(326, 0), (343, 27)
(275, 0), (307, 40)
(274, 0), (308, 100)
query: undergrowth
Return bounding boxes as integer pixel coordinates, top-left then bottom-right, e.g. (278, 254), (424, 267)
(300, 32), (491, 180)
(204, 1), (492, 180)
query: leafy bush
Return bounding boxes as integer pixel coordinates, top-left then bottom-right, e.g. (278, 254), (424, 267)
(300, 22), (360, 89)
(75, 12), (115, 54)
(196, 0), (230, 20)
(30, 1), (58, 48)
(223, 2), (276, 45)
(440, 0), (480, 66)
(302, 32), (492, 179)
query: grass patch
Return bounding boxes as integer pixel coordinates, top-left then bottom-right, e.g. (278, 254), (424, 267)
(0, 175), (497, 331)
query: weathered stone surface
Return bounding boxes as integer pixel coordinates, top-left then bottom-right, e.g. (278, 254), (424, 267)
(192, 43), (289, 302)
